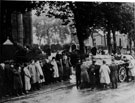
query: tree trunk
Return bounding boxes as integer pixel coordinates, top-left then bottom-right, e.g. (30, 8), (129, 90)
(129, 38), (132, 55)
(112, 29), (117, 54)
(107, 29), (111, 54)
(77, 31), (85, 54)
(79, 38), (85, 54)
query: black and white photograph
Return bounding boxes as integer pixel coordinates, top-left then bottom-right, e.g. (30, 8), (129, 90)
(0, 0), (135, 103)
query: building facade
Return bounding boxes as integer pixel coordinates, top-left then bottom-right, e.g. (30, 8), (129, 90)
(0, 1), (33, 61)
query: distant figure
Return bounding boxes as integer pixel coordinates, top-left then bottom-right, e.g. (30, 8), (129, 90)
(91, 47), (97, 56)
(99, 60), (111, 89)
(101, 50), (105, 55)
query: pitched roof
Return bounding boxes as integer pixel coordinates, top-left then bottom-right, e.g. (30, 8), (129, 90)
(3, 38), (13, 45)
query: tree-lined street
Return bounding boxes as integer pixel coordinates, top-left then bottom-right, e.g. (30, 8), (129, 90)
(1, 1), (135, 103)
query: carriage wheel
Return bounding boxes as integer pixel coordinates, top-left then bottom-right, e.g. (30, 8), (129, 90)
(118, 67), (127, 82)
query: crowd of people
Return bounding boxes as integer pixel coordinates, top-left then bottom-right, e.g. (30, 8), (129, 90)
(75, 55), (135, 90)
(0, 52), (73, 98)
(1, 49), (135, 99)
(75, 57), (114, 90)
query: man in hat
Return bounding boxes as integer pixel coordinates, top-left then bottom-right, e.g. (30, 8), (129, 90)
(88, 60), (97, 90)
(110, 59), (118, 89)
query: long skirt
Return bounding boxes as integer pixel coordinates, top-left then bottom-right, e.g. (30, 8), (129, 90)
(24, 76), (31, 91)
(14, 75), (23, 90)
(81, 71), (90, 83)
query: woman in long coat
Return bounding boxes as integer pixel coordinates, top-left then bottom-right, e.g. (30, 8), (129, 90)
(29, 60), (39, 90)
(35, 60), (45, 84)
(23, 63), (31, 93)
(13, 64), (23, 96)
(51, 57), (59, 82)
(56, 53), (63, 81)
(42, 59), (54, 84)
(80, 61), (90, 89)
(62, 55), (71, 81)
(99, 60), (110, 89)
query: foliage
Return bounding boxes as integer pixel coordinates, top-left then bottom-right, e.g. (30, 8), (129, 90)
(2, 1), (135, 54)
(35, 2), (134, 53)
(33, 15), (71, 45)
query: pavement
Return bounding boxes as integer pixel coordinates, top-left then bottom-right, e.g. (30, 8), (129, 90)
(0, 75), (76, 103)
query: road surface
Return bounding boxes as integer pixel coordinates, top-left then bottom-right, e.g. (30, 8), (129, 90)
(4, 81), (135, 103)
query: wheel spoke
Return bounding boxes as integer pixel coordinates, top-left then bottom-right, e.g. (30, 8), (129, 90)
(119, 67), (126, 82)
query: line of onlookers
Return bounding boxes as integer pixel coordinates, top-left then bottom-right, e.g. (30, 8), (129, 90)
(0, 52), (73, 98)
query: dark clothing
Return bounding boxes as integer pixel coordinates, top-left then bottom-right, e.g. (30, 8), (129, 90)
(76, 62), (81, 89)
(88, 64), (96, 89)
(0, 65), (5, 97)
(91, 47), (97, 55)
(110, 63), (118, 88)
(13, 68), (23, 90)
(5, 64), (14, 95)
(70, 52), (79, 67)
(42, 63), (54, 84)
(56, 59), (63, 80)
(62, 59), (71, 80)
(21, 66), (25, 93)
(95, 65), (100, 86)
